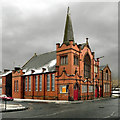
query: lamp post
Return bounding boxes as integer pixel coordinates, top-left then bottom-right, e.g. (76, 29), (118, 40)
(86, 77), (89, 100)
(94, 56), (104, 99)
(2, 98), (7, 112)
(96, 56), (104, 59)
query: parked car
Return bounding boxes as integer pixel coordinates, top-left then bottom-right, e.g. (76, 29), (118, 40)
(111, 88), (120, 98)
(0, 94), (13, 101)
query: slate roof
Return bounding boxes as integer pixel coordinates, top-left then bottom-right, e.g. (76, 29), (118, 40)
(99, 65), (106, 71)
(0, 71), (12, 77)
(63, 7), (74, 45)
(81, 43), (86, 49)
(22, 51), (56, 72)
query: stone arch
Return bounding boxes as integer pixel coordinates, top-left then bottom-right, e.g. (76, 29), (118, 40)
(73, 82), (79, 100)
(74, 82), (79, 90)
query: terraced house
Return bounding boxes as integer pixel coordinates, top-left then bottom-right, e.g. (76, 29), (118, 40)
(2, 7), (112, 101)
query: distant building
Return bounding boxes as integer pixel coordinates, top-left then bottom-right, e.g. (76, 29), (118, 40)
(1, 70), (12, 96)
(2, 7), (111, 100)
(0, 75), (2, 95)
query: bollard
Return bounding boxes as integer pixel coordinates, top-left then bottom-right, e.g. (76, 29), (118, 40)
(4, 98), (7, 111)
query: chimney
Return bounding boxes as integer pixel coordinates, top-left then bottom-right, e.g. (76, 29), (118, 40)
(86, 38), (88, 45)
(14, 67), (21, 71)
(56, 43), (60, 49)
(31, 70), (35, 73)
(4, 69), (10, 73)
(34, 53), (37, 57)
(42, 68), (46, 73)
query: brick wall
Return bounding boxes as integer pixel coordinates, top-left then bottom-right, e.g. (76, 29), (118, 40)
(2, 73), (12, 96)
(12, 70), (24, 98)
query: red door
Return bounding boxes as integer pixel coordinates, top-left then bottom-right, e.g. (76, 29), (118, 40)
(74, 89), (78, 100)
(95, 89), (97, 98)
(100, 87), (102, 97)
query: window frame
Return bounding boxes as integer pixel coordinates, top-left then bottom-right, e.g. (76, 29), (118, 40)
(47, 74), (50, 91)
(74, 55), (79, 65)
(60, 55), (68, 65)
(106, 70), (109, 81)
(25, 77), (27, 91)
(94, 65), (98, 73)
(14, 80), (18, 92)
(39, 75), (42, 91)
(17, 80), (18, 92)
(84, 54), (91, 78)
(82, 85), (87, 93)
(28, 76), (31, 91)
(89, 85), (93, 92)
(14, 81), (16, 92)
(51, 74), (55, 91)
(35, 76), (38, 91)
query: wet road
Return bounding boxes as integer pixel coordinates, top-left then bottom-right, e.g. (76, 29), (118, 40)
(1, 98), (119, 119)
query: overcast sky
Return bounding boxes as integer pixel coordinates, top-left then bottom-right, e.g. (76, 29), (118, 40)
(1, 0), (118, 80)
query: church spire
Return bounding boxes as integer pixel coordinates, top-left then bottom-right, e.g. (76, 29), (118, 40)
(63, 7), (74, 45)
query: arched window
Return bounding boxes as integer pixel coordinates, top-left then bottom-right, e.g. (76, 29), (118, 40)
(84, 54), (91, 78)
(106, 70), (108, 80)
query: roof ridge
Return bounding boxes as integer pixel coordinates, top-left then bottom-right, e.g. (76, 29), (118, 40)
(37, 50), (56, 56)
(22, 50), (56, 71)
(22, 55), (35, 68)
(100, 64), (107, 67)
(22, 51), (56, 69)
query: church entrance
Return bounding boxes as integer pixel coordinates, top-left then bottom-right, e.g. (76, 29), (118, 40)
(74, 83), (79, 100)
(99, 85), (102, 97)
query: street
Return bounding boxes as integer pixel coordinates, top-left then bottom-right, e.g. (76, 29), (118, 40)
(1, 98), (119, 119)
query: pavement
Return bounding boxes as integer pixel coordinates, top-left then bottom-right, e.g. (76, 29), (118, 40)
(14, 98), (84, 104)
(0, 102), (28, 112)
(0, 96), (118, 112)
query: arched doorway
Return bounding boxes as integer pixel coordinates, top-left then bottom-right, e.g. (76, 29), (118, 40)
(74, 82), (79, 100)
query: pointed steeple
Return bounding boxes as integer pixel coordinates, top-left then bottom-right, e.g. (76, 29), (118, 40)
(63, 7), (74, 45)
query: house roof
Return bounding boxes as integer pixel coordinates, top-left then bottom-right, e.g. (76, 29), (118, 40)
(81, 43), (86, 49)
(99, 65), (107, 71)
(22, 51), (56, 73)
(0, 71), (12, 77)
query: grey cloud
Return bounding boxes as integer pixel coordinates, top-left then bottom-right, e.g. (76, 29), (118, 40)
(2, 2), (118, 80)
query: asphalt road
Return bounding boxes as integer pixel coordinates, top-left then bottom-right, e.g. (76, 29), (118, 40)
(1, 98), (119, 119)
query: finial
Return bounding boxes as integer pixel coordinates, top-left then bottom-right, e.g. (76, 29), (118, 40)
(34, 53), (37, 56)
(86, 38), (88, 45)
(67, 6), (70, 14)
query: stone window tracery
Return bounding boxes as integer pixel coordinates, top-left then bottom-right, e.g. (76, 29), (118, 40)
(84, 54), (91, 78)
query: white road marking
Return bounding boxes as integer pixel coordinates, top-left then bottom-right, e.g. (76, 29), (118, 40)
(24, 109), (76, 118)
(104, 112), (115, 118)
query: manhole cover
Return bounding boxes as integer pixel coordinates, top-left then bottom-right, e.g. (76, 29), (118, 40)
(99, 106), (104, 108)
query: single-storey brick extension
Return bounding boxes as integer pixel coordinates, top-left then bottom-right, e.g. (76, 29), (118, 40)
(2, 7), (111, 101)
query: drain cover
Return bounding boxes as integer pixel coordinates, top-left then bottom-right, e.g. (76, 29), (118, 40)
(99, 106), (104, 108)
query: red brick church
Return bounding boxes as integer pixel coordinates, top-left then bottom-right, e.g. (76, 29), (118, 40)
(2, 7), (111, 101)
